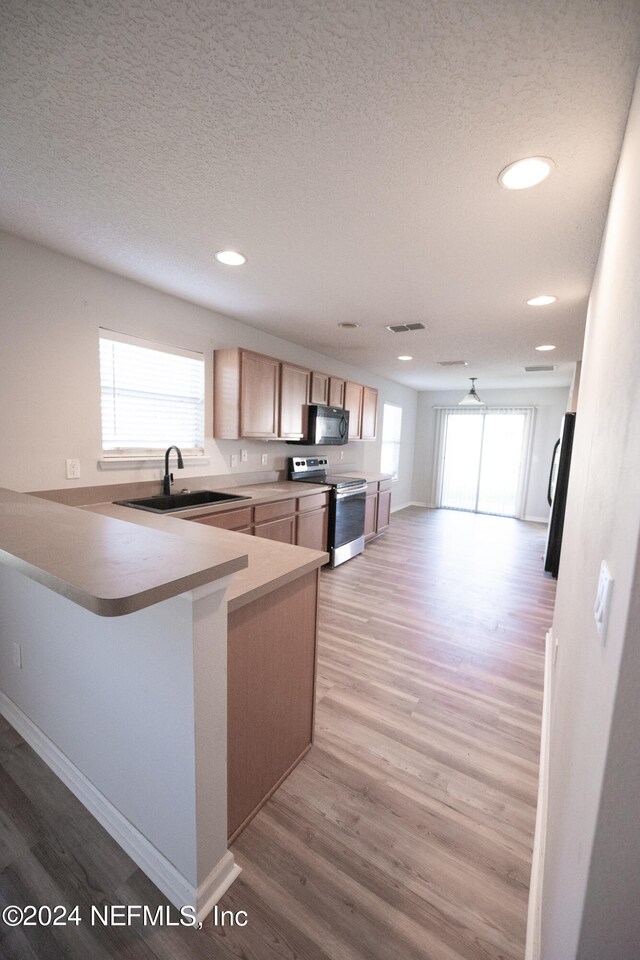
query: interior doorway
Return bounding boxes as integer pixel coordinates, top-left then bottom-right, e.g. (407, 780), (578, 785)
(437, 408), (534, 518)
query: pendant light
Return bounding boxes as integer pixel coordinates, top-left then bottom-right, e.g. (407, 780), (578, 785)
(458, 377), (485, 406)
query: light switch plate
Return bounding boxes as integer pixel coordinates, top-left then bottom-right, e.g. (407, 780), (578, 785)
(594, 561), (613, 643)
(261, 453), (268, 466)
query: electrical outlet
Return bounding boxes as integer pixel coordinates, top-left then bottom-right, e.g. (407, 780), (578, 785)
(340, 450), (344, 460)
(230, 454), (239, 468)
(66, 458), (81, 480)
(240, 448), (248, 463)
(12, 641), (22, 669)
(261, 453), (268, 466)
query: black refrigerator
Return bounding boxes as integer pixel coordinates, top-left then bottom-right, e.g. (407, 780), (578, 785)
(544, 412), (576, 578)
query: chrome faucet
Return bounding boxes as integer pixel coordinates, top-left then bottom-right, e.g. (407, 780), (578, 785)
(163, 445), (184, 495)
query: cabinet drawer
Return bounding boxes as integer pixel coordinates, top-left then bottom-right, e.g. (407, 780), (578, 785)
(366, 482), (378, 496)
(379, 478), (392, 492)
(254, 499), (296, 524)
(253, 516), (296, 544)
(193, 507), (253, 530)
(297, 492), (329, 513)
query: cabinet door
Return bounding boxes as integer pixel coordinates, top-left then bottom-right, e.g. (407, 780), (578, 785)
(376, 489), (391, 533)
(296, 507), (328, 552)
(227, 571), (318, 839)
(364, 490), (378, 541)
(361, 386), (378, 441)
(344, 381), (363, 439)
(254, 515), (296, 544)
(328, 377), (345, 408)
(280, 362), (311, 439)
(240, 351), (279, 438)
(309, 372), (329, 406)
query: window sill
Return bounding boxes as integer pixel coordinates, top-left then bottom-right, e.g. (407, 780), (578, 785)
(98, 456), (210, 470)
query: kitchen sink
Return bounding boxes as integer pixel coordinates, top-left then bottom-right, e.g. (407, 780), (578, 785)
(113, 490), (251, 513)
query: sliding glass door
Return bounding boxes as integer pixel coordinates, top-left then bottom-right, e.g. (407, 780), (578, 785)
(439, 409), (531, 518)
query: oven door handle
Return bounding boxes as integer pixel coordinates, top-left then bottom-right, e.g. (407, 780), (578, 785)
(335, 484), (368, 499)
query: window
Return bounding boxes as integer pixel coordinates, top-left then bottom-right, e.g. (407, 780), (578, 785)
(435, 407), (535, 518)
(99, 330), (205, 457)
(380, 403), (402, 479)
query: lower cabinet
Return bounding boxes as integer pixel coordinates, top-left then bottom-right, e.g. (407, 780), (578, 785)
(296, 491), (329, 552)
(190, 493), (329, 551)
(227, 570), (318, 840)
(364, 479), (392, 541)
(377, 481), (392, 533)
(364, 483), (378, 542)
(253, 499), (297, 544)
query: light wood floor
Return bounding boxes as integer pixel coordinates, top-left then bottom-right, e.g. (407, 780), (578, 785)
(0, 507), (555, 960)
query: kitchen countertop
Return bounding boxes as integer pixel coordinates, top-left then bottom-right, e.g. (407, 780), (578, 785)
(0, 487), (249, 617)
(86, 502), (328, 612)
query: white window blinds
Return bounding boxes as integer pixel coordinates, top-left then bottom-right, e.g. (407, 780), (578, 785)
(99, 330), (205, 456)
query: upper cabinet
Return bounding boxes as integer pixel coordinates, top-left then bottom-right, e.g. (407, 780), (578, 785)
(280, 362), (311, 440)
(344, 382), (378, 440)
(214, 348), (377, 441)
(328, 377), (345, 408)
(361, 386), (378, 441)
(344, 381), (363, 439)
(214, 349), (279, 439)
(309, 371), (329, 406)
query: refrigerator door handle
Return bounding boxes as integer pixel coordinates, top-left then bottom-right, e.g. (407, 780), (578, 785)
(548, 439), (560, 506)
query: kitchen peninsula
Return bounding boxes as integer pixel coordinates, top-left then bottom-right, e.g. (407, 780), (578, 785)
(0, 485), (327, 919)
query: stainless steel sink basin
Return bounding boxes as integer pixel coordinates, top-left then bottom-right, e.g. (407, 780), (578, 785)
(113, 490), (251, 513)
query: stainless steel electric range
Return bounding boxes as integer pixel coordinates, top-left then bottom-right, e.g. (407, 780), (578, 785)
(288, 457), (367, 567)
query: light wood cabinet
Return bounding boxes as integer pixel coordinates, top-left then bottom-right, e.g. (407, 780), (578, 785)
(364, 483), (378, 542)
(309, 372), (329, 406)
(280, 362), (311, 439)
(214, 349), (279, 439)
(188, 493), (331, 551)
(363, 479), (392, 541)
(227, 570), (319, 840)
(344, 381), (363, 439)
(377, 479), (392, 533)
(214, 349), (379, 441)
(296, 492), (329, 552)
(361, 386), (378, 441)
(328, 377), (345, 408)
(193, 507), (252, 534)
(253, 498), (296, 544)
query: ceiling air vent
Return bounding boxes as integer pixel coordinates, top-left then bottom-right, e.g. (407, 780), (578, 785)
(524, 364), (556, 372)
(437, 360), (468, 367)
(385, 322), (426, 333)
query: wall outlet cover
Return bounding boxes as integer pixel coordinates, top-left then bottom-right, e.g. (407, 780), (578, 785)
(261, 453), (268, 466)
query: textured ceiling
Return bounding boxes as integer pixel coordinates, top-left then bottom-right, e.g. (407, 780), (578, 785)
(2, 0), (640, 390)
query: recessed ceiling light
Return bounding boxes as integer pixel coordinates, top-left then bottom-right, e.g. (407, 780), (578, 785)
(498, 157), (554, 190)
(535, 344), (556, 351)
(337, 322), (360, 329)
(397, 355), (413, 361)
(527, 295), (557, 306)
(215, 250), (246, 266)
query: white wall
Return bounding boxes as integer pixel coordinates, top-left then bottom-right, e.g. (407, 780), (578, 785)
(538, 68), (640, 959)
(0, 564), (234, 913)
(411, 387), (570, 521)
(0, 232), (417, 506)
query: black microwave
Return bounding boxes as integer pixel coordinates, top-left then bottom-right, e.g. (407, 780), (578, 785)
(289, 404), (349, 445)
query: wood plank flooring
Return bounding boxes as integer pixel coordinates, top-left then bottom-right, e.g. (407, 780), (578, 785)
(0, 507), (555, 960)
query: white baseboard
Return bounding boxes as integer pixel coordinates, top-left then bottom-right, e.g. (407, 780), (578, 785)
(525, 629), (553, 960)
(0, 691), (239, 919)
(390, 501), (429, 512)
(524, 515), (549, 524)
